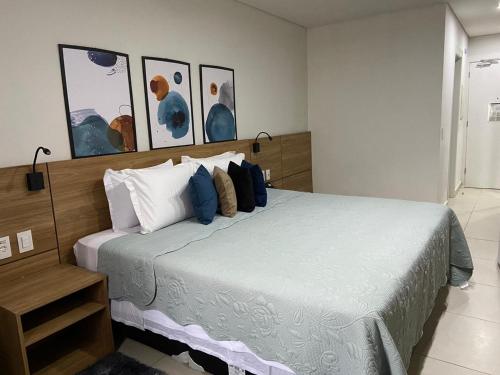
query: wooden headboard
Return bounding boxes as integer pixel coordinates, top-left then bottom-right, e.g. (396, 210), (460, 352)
(0, 131), (312, 269)
(0, 165), (59, 282)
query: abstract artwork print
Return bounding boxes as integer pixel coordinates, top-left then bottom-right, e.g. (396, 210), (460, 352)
(143, 57), (195, 149)
(59, 45), (136, 158)
(200, 65), (237, 143)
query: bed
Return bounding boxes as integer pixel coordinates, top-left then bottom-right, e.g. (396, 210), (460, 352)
(75, 189), (473, 375)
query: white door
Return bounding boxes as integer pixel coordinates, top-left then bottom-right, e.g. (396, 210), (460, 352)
(465, 60), (500, 189)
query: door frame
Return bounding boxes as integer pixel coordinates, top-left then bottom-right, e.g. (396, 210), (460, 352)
(448, 55), (464, 198)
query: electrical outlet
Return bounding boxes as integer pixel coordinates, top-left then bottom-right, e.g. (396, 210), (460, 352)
(17, 230), (34, 253)
(265, 169), (271, 181)
(0, 236), (12, 260)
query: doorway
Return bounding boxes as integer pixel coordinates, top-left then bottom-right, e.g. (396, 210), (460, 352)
(448, 56), (464, 198)
(465, 59), (500, 189)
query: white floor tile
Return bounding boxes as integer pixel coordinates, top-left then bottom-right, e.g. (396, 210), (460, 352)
(455, 188), (484, 201)
(414, 312), (500, 374)
(468, 239), (499, 262)
(476, 190), (500, 207)
(118, 338), (166, 367)
(470, 258), (500, 287)
(465, 208), (500, 241)
(408, 355), (489, 375)
(480, 189), (500, 198)
(445, 283), (500, 323)
(154, 355), (206, 375)
(457, 212), (472, 229)
(448, 198), (476, 215)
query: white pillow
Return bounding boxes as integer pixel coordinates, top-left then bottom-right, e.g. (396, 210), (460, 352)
(103, 160), (173, 231)
(125, 162), (196, 234)
(181, 152), (245, 175)
(181, 151), (235, 163)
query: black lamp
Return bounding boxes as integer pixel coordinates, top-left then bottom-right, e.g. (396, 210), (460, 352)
(252, 132), (273, 153)
(26, 146), (51, 191)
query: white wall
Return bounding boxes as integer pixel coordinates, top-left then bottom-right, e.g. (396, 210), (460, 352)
(469, 34), (500, 61)
(438, 6), (469, 203)
(308, 4), (446, 202)
(0, 0), (307, 167)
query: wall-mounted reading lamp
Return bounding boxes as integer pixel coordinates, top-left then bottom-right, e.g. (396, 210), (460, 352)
(26, 146), (51, 191)
(252, 132), (273, 153)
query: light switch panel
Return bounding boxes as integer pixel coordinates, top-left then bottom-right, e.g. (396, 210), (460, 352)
(17, 230), (34, 253)
(0, 236), (12, 260)
(265, 169), (271, 181)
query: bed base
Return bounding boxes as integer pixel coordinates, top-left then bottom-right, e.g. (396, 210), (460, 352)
(112, 321), (256, 375)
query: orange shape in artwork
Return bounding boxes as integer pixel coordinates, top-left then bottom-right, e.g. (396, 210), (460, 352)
(110, 115), (135, 151)
(150, 75), (169, 101)
(210, 82), (218, 96)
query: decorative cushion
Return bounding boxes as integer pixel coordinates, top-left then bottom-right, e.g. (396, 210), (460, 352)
(241, 160), (267, 207)
(227, 161), (255, 212)
(188, 165), (218, 225)
(213, 166), (237, 217)
(181, 153), (245, 176)
(124, 162), (195, 234)
(103, 160), (173, 231)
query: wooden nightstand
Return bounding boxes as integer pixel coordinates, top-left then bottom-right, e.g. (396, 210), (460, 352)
(0, 264), (114, 375)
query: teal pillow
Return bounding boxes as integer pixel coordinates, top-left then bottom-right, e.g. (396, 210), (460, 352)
(188, 165), (218, 224)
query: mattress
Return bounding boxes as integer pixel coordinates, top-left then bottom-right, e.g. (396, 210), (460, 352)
(75, 229), (294, 375)
(96, 189), (473, 375)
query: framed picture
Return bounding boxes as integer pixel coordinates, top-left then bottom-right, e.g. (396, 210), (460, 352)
(142, 57), (195, 149)
(58, 44), (136, 159)
(199, 65), (237, 143)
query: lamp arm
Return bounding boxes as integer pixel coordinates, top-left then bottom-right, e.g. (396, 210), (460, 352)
(32, 147), (43, 174)
(254, 131), (273, 143)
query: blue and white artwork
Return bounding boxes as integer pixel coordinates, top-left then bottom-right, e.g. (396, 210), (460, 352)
(59, 45), (136, 158)
(142, 57), (194, 149)
(200, 65), (237, 143)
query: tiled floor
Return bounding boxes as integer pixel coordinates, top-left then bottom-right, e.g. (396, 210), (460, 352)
(119, 337), (206, 374)
(408, 188), (500, 375)
(119, 188), (500, 375)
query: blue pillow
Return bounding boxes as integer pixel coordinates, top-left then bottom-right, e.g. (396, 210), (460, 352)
(188, 165), (218, 224)
(241, 160), (267, 207)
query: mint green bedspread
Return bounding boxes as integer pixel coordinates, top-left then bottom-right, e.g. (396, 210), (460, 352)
(98, 189), (473, 375)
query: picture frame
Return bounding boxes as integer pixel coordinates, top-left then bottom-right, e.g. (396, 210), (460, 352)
(199, 65), (237, 144)
(142, 56), (195, 149)
(58, 44), (137, 159)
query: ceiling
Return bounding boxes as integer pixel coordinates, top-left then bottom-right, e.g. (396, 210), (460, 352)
(236, 0), (500, 37)
(449, 0), (500, 37)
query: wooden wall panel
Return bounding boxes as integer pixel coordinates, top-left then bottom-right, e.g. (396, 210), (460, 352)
(270, 179), (283, 189)
(49, 141), (251, 264)
(281, 132), (312, 177)
(282, 170), (313, 193)
(0, 250), (59, 284)
(0, 165), (57, 266)
(249, 136), (282, 183)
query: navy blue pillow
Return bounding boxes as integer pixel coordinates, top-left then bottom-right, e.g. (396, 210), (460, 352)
(241, 160), (267, 207)
(228, 161), (255, 212)
(188, 165), (218, 225)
